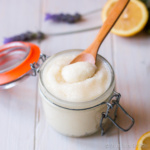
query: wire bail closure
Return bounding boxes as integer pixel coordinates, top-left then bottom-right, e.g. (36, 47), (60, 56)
(30, 53), (47, 76)
(100, 91), (134, 135)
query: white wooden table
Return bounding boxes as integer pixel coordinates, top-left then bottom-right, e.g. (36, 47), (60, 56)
(0, 0), (150, 149)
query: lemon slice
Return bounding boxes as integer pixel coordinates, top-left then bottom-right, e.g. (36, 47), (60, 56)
(102, 0), (149, 37)
(136, 131), (150, 150)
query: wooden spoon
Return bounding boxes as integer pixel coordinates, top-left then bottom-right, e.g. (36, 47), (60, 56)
(70, 0), (130, 64)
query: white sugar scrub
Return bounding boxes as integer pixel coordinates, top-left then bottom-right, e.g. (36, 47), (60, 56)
(61, 61), (97, 83)
(42, 50), (111, 102)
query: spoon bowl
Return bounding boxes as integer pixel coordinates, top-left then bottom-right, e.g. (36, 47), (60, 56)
(70, 52), (95, 64)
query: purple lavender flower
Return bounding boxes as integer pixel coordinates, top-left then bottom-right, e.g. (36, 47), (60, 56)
(45, 13), (52, 21)
(45, 13), (81, 23)
(4, 37), (14, 44)
(3, 31), (45, 44)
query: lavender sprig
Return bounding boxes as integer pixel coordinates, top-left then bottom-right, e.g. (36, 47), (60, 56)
(4, 31), (45, 44)
(45, 13), (81, 23)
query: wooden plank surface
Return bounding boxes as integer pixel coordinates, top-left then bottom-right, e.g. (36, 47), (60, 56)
(0, 0), (41, 150)
(113, 33), (150, 150)
(0, 0), (150, 150)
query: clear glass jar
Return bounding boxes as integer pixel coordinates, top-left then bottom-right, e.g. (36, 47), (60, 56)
(0, 42), (134, 136)
(38, 50), (116, 137)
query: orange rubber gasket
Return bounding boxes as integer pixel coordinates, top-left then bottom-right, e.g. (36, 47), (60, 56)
(0, 42), (40, 85)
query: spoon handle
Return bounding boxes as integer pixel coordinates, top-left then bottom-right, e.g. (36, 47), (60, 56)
(85, 0), (130, 58)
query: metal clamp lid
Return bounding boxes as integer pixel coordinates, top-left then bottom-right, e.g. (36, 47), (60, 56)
(0, 42), (40, 86)
(100, 91), (134, 135)
(0, 42), (47, 90)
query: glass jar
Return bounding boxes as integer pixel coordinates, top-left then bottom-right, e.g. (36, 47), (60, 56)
(0, 42), (134, 137)
(38, 50), (134, 137)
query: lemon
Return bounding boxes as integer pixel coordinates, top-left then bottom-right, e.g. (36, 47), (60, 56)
(136, 131), (150, 150)
(102, 0), (149, 37)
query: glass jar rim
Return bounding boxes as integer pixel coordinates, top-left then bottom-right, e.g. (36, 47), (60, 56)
(39, 49), (115, 110)
(0, 42), (30, 74)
